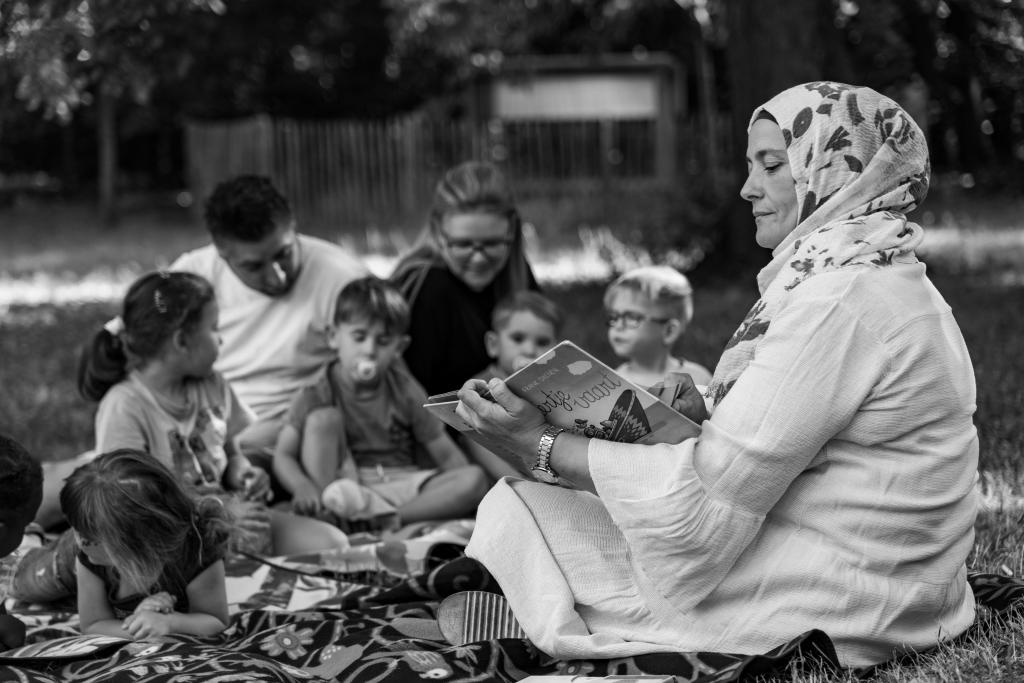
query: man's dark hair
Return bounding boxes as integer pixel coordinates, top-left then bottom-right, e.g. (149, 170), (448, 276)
(203, 175), (293, 242)
(0, 433), (43, 517)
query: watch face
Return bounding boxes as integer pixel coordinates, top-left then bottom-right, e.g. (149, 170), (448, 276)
(531, 466), (559, 485)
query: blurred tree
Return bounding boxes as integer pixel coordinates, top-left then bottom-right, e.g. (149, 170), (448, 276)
(842, 0), (1024, 186)
(385, 0), (708, 105)
(386, 0), (725, 261)
(714, 0), (852, 272)
(3, 0), (1021, 224)
(1, 0), (227, 224)
(175, 0), (396, 119)
(713, 0), (1024, 271)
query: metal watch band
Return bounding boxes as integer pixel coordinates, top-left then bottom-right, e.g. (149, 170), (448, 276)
(531, 425), (565, 484)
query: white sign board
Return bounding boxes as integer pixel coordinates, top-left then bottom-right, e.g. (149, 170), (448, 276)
(493, 73), (658, 120)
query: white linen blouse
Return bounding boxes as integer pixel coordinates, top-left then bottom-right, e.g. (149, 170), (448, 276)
(467, 261), (979, 667)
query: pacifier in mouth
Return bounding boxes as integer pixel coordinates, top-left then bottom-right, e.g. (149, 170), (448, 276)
(272, 262), (287, 284)
(355, 360), (378, 382)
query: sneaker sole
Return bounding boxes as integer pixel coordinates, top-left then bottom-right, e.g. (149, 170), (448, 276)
(437, 591), (527, 644)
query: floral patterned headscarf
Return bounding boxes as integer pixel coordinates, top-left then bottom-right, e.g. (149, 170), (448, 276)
(706, 82), (930, 407)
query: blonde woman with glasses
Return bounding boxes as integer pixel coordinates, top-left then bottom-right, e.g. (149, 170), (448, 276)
(390, 161), (540, 397)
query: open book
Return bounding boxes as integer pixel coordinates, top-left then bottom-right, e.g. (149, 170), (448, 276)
(424, 341), (701, 460)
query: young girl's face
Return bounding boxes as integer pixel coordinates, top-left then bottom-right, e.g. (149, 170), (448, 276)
(329, 317), (407, 387)
(74, 529), (114, 566)
(606, 288), (674, 362)
(182, 301), (221, 378)
(486, 311), (556, 376)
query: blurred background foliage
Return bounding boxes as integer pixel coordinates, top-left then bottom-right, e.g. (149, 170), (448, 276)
(1, 0), (1022, 268)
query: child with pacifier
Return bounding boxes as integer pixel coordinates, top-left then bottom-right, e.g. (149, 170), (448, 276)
(273, 276), (488, 526)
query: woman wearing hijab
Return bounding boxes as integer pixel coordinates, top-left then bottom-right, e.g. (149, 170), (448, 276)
(390, 161), (539, 397)
(451, 82), (979, 668)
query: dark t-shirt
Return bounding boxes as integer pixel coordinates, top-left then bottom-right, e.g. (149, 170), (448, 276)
(77, 525), (224, 619)
(399, 265), (539, 397)
(285, 361), (444, 469)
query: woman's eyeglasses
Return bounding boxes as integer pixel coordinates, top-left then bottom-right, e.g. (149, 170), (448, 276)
(441, 233), (513, 258)
(606, 311), (672, 329)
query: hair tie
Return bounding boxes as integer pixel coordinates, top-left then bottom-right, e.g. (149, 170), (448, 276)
(154, 290), (168, 314)
(103, 316), (125, 336)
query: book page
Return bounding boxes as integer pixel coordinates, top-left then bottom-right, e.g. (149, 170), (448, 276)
(504, 341), (700, 444)
(423, 341), (700, 448)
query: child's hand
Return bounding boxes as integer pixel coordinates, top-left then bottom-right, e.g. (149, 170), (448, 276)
(122, 610), (172, 640)
(225, 459), (272, 502)
(233, 500), (272, 532)
(134, 591), (176, 615)
(239, 467), (271, 502)
(291, 481), (322, 517)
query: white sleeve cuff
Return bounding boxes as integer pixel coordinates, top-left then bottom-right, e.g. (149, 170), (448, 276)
(588, 437), (763, 610)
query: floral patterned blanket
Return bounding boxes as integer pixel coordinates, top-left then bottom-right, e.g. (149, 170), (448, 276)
(4, 544), (1024, 682)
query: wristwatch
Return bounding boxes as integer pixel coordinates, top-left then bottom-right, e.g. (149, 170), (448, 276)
(531, 425), (566, 485)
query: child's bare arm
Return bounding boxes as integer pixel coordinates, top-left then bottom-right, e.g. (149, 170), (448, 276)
(77, 559), (133, 639)
(272, 423), (322, 515)
(122, 561), (228, 639)
(423, 432), (470, 471)
(223, 439), (271, 502)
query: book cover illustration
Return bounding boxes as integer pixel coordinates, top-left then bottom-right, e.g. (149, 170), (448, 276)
(424, 341), (700, 447)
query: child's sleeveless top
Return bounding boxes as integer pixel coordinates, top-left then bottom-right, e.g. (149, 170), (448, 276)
(77, 525), (223, 619)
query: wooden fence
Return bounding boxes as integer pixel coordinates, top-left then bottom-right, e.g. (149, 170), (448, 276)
(184, 112), (730, 238)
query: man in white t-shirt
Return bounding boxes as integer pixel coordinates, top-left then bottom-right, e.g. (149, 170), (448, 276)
(28, 176), (363, 527)
(172, 175), (367, 470)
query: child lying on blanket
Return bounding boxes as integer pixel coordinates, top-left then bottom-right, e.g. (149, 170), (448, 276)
(62, 449), (232, 639)
(273, 276), (488, 526)
(0, 434), (43, 649)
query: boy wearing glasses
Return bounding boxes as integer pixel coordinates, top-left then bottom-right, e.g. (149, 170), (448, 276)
(604, 266), (712, 390)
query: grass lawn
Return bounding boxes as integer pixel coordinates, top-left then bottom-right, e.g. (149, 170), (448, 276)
(2, 193), (1024, 680)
